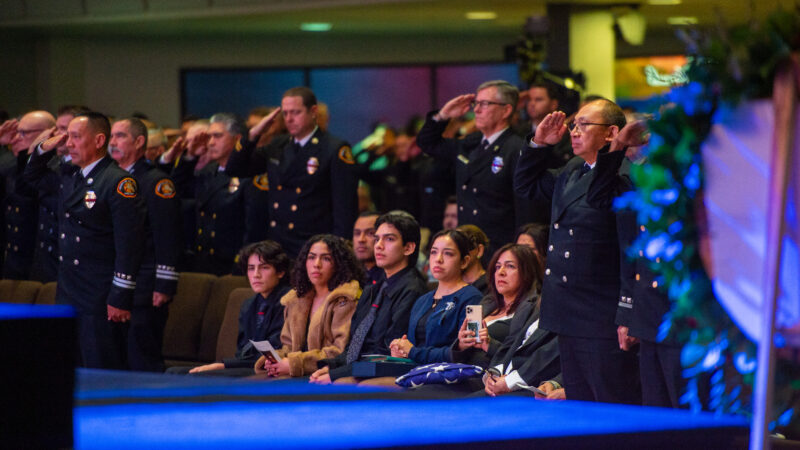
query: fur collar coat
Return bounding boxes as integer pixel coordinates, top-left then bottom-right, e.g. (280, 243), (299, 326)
(276, 280), (361, 376)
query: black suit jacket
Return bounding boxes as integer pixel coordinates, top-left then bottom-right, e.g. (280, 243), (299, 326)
(490, 298), (561, 388)
(417, 112), (532, 256)
(320, 266), (428, 380)
(514, 142), (629, 339)
(223, 285), (291, 368)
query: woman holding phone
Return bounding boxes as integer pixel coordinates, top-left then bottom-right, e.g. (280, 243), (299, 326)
(409, 243), (562, 396)
(453, 243), (543, 364)
(255, 234), (363, 378)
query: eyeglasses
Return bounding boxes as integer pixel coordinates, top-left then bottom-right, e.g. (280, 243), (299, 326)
(567, 122), (613, 134)
(16, 128), (45, 138)
(471, 100), (507, 110)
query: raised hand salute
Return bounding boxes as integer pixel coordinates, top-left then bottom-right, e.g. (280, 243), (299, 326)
(38, 129), (67, 152)
(0, 119), (19, 146)
(248, 106), (281, 142)
(435, 94), (475, 121)
(532, 111), (568, 146)
(609, 118), (650, 153)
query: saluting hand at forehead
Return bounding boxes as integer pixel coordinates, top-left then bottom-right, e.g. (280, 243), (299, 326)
(40, 130), (67, 153)
(532, 111), (567, 146)
(438, 94), (476, 121)
(609, 118), (650, 153)
(0, 119), (19, 146)
(29, 127), (56, 155)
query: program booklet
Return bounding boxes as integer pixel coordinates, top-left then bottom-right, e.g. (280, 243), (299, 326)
(249, 339), (282, 364)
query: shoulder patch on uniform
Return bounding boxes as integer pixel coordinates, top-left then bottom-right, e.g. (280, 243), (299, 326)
(338, 146), (355, 165)
(116, 177), (138, 198)
(155, 179), (176, 199)
(252, 174), (269, 191)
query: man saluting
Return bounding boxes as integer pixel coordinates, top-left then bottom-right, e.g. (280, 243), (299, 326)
(32, 112), (146, 369)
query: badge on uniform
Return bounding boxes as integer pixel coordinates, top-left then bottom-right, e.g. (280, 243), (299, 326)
(116, 177), (137, 198)
(311, 137), (319, 145)
(307, 157), (320, 175)
(155, 179), (176, 199)
(84, 190), (97, 209)
(457, 154), (469, 165)
(228, 177), (240, 193)
(491, 156), (504, 174)
(338, 146), (355, 165)
(253, 174), (269, 191)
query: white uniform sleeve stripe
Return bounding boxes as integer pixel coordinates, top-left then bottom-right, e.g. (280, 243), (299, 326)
(113, 276), (136, 285)
(113, 279), (137, 290)
(156, 273), (180, 281)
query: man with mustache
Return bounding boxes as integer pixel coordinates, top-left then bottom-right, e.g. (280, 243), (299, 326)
(108, 117), (182, 371)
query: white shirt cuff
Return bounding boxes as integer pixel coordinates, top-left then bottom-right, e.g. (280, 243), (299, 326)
(504, 370), (527, 392)
(528, 138), (547, 149)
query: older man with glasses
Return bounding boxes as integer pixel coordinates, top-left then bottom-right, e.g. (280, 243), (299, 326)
(417, 80), (530, 262)
(0, 110), (56, 279)
(513, 99), (642, 405)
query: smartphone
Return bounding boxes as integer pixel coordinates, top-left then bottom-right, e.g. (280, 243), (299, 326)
(465, 305), (482, 343)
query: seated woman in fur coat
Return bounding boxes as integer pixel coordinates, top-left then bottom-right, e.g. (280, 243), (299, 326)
(255, 234), (363, 378)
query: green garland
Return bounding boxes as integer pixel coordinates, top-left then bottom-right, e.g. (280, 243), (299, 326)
(616, 8), (800, 427)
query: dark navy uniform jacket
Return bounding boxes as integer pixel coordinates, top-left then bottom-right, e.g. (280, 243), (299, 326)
(514, 142), (631, 339)
(227, 129), (358, 257)
(129, 158), (182, 302)
(28, 152), (146, 314)
(586, 150), (673, 344)
(0, 149), (38, 279)
(417, 112), (529, 256)
(25, 154), (75, 282)
(193, 162), (270, 275)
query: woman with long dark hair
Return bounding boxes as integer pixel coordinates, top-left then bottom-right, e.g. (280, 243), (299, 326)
(255, 234), (363, 378)
(388, 229), (482, 364)
(454, 243), (543, 365)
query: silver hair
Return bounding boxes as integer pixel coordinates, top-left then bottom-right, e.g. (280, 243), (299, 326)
(209, 113), (246, 137)
(477, 80), (519, 109)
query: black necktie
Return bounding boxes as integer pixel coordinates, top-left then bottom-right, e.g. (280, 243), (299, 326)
(481, 139), (490, 150)
(346, 282), (388, 363)
(284, 141), (301, 168)
(579, 162), (591, 177)
(73, 171), (84, 190)
(255, 295), (268, 330)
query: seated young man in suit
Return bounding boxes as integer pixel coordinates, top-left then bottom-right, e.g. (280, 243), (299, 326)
(309, 212), (428, 384)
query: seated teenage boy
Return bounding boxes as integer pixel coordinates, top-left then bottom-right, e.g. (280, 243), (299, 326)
(309, 212), (428, 384)
(186, 240), (291, 376)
